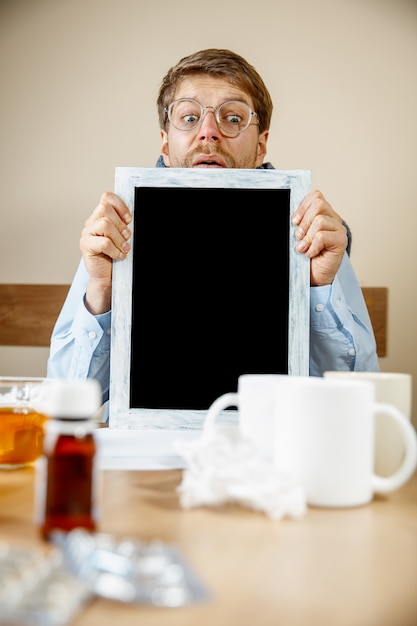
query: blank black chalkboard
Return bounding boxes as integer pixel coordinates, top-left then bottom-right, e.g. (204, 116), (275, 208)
(129, 186), (290, 410)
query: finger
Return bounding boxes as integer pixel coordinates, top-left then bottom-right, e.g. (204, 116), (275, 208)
(89, 214), (130, 243)
(295, 213), (329, 250)
(82, 193), (132, 255)
(304, 225), (348, 259)
(292, 189), (322, 226)
(295, 235), (311, 254)
(295, 213), (347, 255)
(81, 213), (131, 257)
(99, 192), (131, 224)
(81, 222), (131, 257)
(293, 190), (338, 235)
(296, 206), (342, 243)
(81, 231), (130, 262)
(85, 193), (132, 234)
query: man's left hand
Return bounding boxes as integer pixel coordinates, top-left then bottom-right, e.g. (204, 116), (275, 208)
(292, 190), (348, 286)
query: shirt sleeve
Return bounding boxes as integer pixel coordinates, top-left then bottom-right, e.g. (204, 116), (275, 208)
(309, 253), (380, 376)
(47, 259), (112, 409)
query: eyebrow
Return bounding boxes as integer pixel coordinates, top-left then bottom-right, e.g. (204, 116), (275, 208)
(175, 96), (253, 107)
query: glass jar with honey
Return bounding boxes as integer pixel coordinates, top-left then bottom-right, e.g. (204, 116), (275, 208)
(0, 377), (49, 468)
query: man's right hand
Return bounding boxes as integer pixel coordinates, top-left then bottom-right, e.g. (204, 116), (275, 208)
(80, 192), (132, 315)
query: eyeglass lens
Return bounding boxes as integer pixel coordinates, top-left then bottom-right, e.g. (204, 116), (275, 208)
(168, 99), (254, 134)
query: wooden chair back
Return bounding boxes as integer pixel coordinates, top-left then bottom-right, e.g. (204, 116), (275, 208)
(0, 283), (387, 355)
(0, 284), (70, 347)
(361, 287), (388, 357)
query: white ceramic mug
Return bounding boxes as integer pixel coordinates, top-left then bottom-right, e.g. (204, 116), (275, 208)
(324, 371), (413, 476)
(205, 374), (302, 463)
(274, 377), (417, 507)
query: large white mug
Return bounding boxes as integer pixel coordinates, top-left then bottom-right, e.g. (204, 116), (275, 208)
(274, 377), (417, 507)
(324, 371), (412, 476)
(205, 374), (302, 463)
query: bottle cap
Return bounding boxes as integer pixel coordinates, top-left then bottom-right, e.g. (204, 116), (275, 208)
(40, 379), (102, 419)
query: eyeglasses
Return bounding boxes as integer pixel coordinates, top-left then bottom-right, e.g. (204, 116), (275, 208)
(165, 98), (258, 136)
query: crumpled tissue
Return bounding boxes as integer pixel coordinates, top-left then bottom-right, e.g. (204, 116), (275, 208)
(174, 423), (306, 520)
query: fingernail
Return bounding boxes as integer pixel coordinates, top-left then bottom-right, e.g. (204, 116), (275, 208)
(296, 240), (307, 253)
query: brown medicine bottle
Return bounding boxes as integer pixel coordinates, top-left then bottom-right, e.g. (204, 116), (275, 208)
(35, 379), (102, 540)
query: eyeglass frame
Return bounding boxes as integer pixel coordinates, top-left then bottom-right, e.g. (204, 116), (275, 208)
(164, 98), (259, 137)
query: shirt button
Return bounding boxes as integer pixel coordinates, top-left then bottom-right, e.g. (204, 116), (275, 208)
(335, 299), (342, 308)
(106, 328), (111, 336)
(348, 348), (355, 356)
(315, 303), (324, 312)
(88, 331), (96, 339)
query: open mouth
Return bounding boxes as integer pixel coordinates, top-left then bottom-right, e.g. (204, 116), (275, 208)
(192, 156), (225, 168)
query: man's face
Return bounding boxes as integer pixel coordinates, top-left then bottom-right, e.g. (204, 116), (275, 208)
(160, 75), (268, 169)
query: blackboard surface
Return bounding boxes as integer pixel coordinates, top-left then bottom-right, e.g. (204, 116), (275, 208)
(130, 187), (290, 410)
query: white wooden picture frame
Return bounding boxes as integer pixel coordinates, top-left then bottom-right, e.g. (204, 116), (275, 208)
(109, 167), (311, 438)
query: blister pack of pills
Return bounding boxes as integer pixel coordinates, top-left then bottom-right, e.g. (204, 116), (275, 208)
(0, 543), (92, 626)
(52, 529), (210, 608)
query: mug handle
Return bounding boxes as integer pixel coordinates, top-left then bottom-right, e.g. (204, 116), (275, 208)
(372, 402), (417, 493)
(204, 393), (239, 432)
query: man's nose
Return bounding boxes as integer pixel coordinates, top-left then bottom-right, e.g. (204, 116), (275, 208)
(198, 108), (220, 140)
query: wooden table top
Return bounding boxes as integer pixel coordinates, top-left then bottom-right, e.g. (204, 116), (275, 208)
(1, 466), (416, 626)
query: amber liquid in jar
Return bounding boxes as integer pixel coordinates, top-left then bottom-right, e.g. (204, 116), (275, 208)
(0, 407), (47, 467)
(37, 420), (98, 540)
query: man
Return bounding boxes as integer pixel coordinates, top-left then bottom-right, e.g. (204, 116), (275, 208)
(47, 48), (379, 415)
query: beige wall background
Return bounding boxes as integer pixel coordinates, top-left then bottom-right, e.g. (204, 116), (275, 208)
(1, 0), (416, 424)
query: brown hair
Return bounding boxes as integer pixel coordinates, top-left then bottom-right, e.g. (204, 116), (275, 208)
(157, 48), (273, 134)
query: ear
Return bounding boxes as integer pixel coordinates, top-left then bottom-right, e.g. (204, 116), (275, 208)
(255, 130), (269, 168)
(160, 130), (171, 167)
